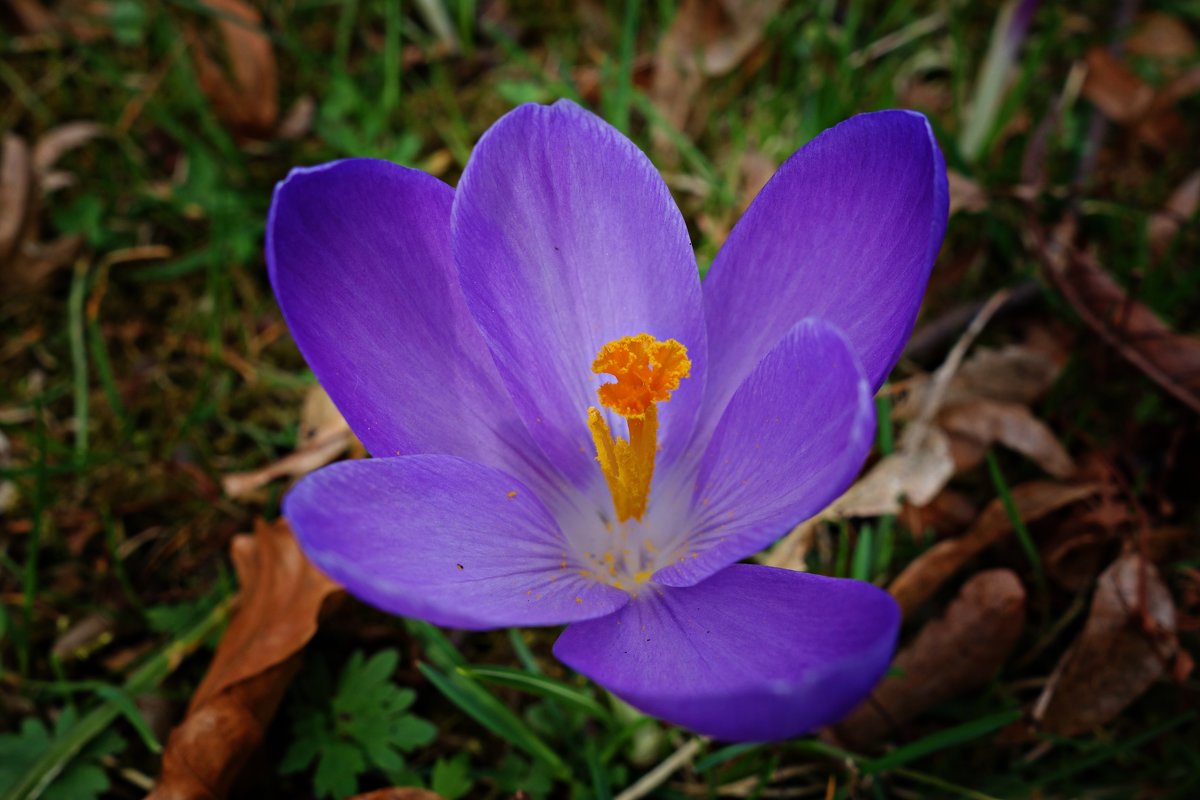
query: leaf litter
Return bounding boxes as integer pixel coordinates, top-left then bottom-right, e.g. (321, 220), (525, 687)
(147, 519), (341, 800)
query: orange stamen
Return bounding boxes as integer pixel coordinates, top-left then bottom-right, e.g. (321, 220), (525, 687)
(587, 334), (690, 523)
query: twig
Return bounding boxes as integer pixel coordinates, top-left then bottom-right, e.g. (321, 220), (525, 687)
(614, 737), (706, 800)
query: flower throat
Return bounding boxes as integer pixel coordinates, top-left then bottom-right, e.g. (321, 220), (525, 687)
(587, 333), (690, 523)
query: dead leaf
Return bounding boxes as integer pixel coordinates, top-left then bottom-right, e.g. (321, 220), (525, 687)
(1126, 13), (1196, 62)
(828, 427), (956, 519)
(651, 0), (782, 144)
(947, 170), (988, 215)
(0, 135), (35, 265)
(940, 399), (1075, 478)
(889, 482), (1099, 616)
(1034, 554), (1177, 736)
(1082, 47), (1184, 150)
(8, 0), (61, 34)
(892, 339), (1064, 419)
(32, 121), (105, 175)
(833, 569), (1026, 750)
(222, 385), (354, 498)
(348, 791), (446, 800)
(276, 95), (316, 141)
(1148, 169), (1200, 260)
(1, 131), (85, 287)
(1041, 231), (1200, 416)
(148, 519), (341, 800)
(186, 0), (278, 139)
(830, 292), (1011, 519)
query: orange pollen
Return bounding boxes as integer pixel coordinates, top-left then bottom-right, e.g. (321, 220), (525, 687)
(587, 333), (690, 523)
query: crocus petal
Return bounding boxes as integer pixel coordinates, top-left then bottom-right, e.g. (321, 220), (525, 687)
(700, 110), (948, 432)
(655, 319), (874, 588)
(452, 100), (707, 488)
(554, 564), (899, 742)
(267, 159), (558, 496)
(285, 456), (628, 630)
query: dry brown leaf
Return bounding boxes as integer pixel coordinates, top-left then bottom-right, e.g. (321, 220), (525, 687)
(8, 0), (61, 33)
(829, 427), (956, 519)
(222, 385), (354, 498)
(831, 292), (1012, 519)
(833, 569), (1026, 750)
(1126, 12), (1196, 62)
(1, 132), (86, 287)
(894, 331), (1067, 421)
(651, 0), (782, 142)
(1148, 169), (1200, 260)
(1082, 47), (1184, 150)
(148, 519), (341, 800)
(888, 482), (1099, 616)
(0, 135), (35, 265)
(940, 399), (1075, 478)
(1034, 554), (1177, 736)
(947, 170), (988, 215)
(186, 0), (278, 139)
(276, 95), (316, 141)
(1042, 233), (1200, 416)
(32, 121), (105, 175)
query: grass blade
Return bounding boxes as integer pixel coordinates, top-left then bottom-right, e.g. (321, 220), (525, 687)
(418, 662), (570, 779)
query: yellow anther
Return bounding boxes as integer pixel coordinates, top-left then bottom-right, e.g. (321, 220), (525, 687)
(587, 333), (690, 523)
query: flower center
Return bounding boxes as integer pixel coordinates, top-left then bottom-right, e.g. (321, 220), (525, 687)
(587, 333), (690, 524)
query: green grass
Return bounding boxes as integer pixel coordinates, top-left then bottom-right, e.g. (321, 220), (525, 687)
(1, 0), (1198, 798)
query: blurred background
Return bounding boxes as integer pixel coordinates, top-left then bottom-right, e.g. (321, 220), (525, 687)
(2, 1), (1200, 798)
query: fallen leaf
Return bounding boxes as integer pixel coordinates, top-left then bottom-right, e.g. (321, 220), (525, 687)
(650, 0), (782, 144)
(31, 121), (105, 175)
(830, 292), (1011, 519)
(1, 131), (85, 288)
(888, 482), (1099, 616)
(1148, 169), (1200, 260)
(1126, 12), (1196, 62)
(1082, 47), (1184, 150)
(8, 0), (60, 34)
(947, 170), (988, 215)
(1034, 554), (1177, 736)
(833, 569), (1026, 750)
(148, 519), (342, 800)
(222, 385), (354, 498)
(186, 0), (278, 139)
(0, 135), (35, 266)
(1041, 230), (1200, 416)
(276, 95), (316, 141)
(940, 399), (1075, 478)
(828, 427), (955, 519)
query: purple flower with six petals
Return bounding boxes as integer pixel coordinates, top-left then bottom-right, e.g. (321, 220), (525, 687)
(268, 100), (948, 742)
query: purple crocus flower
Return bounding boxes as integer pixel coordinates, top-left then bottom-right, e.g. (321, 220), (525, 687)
(267, 101), (947, 742)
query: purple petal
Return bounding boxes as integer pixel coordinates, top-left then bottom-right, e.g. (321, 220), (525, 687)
(452, 100), (707, 488)
(285, 455), (629, 630)
(655, 319), (874, 588)
(554, 564), (899, 742)
(267, 159), (558, 497)
(700, 110), (948, 433)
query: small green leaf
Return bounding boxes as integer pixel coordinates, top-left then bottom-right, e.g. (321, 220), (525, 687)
(313, 740), (366, 800)
(432, 754), (474, 800)
(282, 649), (437, 797)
